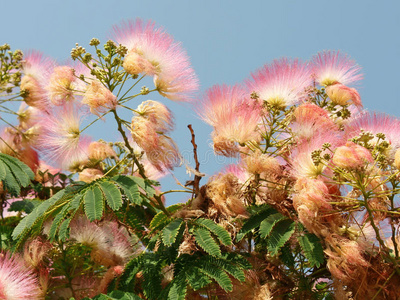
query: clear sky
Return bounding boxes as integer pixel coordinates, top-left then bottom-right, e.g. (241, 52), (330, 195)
(2, 0), (400, 204)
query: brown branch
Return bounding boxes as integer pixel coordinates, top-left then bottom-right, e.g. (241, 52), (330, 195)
(188, 124), (201, 197)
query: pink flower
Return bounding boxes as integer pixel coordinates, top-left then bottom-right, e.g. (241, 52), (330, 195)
(47, 65), (76, 105)
(88, 141), (117, 161)
(246, 58), (312, 107)
(332, 142), (373, 169)
(36, 103), (90, 170)
(344, 112), (400, 158)
(21, 51), (55, 110)
(198, 84), (262, 147)
(0, 252), (41, 299)
(291, 103), (337, 142)
(325, 83), (362, 107)
(82, 80), (117, 116)
(110, 19), (198, 101)
(290, 133), (343, 179)
(312, 51), (363, 86)
(135, 100), (174, 132)
(79, 168), (104, 183)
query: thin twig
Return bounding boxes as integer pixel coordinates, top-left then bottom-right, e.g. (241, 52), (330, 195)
(188, 124), (201, 197)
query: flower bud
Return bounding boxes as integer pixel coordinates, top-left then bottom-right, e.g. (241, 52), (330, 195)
(332, 142), (373, 169)
(79, 168), (103, 183)
(325, 83), (362, 107)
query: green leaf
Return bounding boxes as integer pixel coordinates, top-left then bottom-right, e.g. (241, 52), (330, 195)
(1, 154), (34, 186)
(58, 217), (72, 241)
(129, 176), (157, 197)
(209, 257), (245, 282)
(150, 204), (184, 230)
(279, 244), (295, 268)
(186, 266), (212, 291)
(98, 181), (123, 211)
(88, 291), (142, 300)
(111, 175), (141, 204)
(167, 274), (187, 300)
(259, 212), (287, 238)
(194, 227), (221, 257)
(84, 186), (104, 221)
(47, 203), (72, 241)
(236, 206), (277, 241)
(162, 218), (183, 246)
(198, 261), (232, 292)
(3, 163), (21, 195)
(267, 219), (296, 256)
(298, 233), (325, 268)
(12, 190), (66, 240)
(0, 160), (7, 180)
(195, 218), (231, 246)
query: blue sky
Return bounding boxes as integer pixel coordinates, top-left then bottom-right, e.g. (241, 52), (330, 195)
(2, 0), (400, 204)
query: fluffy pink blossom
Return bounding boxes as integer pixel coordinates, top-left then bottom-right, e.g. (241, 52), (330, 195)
(79, 168), (104, 183)
(17, 103), (41, 130)
(312, 51), (363, 86)
(198, 84), (262, 146)
(325, 83), (362, 107)
(37, 103), (91, 170)
(135, 100), (174, 132)
(82, 80), (117, 116)
(332, 142), (373, 169)
(110, 19), (198, 101)
(47, 65), (76, 105)
(246, 58), (312, 107)
(88, 141), (117, 161)
(0, 252), (42, 299)
(290, 133), (343, 179)
(291, 103), (337, 142)
(21, 51), (55, 110)
(344, 112), (400, 158)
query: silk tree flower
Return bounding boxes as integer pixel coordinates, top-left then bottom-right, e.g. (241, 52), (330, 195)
(131, 100), (181, 171)
(198, 84), (262, 152)
(82, 80), (117, 117)
(88, 141), (117, 161)
(246, 58), (312, 108)
(312, 50), (363, 86)
(110, 19), (198, 101)
(136, 100), (174, 132)
(79, 168), (104, 183)
(20, 51), (55, 110)
(332, 142), (373, 169)
(290, 133), (343, 179)
(325, 83), (362, 107)
(37, 103), (91, 170)
(344, 112), (400, 159)
(17, 103), (41, 130)
(47, 65), (76, 105)
(0, 252), (42, 299)
(291, 103), (337, 143)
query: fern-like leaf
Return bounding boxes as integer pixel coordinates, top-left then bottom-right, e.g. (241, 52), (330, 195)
(98, 181), (123, 210)
(198, 260), (232, 292)
(162, 218), (183, 246)
(195, 218), (232, 246)
(84, 186), (104, 221)
(185, 266), (212, 291)
(194, 227), (221, 257)
(236, 206), (277, 241)
(298, 233), (325, 268)
(259, 212), (287, 239)
(267, 219), (296, 256)
(167, 274), (187, 300)
(111, 175), (141, 204)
